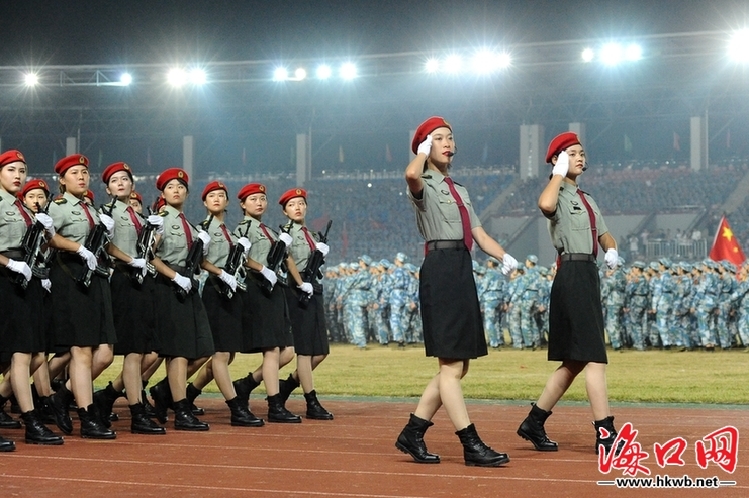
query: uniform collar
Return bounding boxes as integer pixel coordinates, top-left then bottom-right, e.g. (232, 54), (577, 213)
(63, 191), (86, 205)
(0, 188), (16, 203)
(163, 204), (180, 217)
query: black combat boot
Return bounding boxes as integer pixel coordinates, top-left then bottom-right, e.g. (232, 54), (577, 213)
(48, 385), (74, 435)
(0, 395), (21, 429)
(395, 413), (440, 463)
(594, 416), (623, 456)
(456, 423), (509, 467)
(266, 394), (301, 423)
(232, 374), (261, 406)
(149, 378), (172, 424)
(303, 390), (334, 420)
(226, 397), (264, 427)
(37, 396), (58, 425)
(185, 383), (204, 415)
(277, 374), (300, 403)
(93, 382), (124, 428)
(517, 403), (558, 451)
(21, 410), (64, 445)
(77, 404), (116, 439)
(129, 403), (166, 435)
(0, 434), (15, 452)
(173, 398), (209, 431)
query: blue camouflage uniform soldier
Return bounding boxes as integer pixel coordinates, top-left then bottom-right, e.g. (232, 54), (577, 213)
(624, 261), (649, 350)
(715, 262), (737, 349)
(388, 253), (411, 347)
(672, 263), (694, 350)
(519, 256), (542, 349)
(338, 259), (370, 348)
(506, 267), (525, 348)
(479, 258), (506, 348)
(693, 260), (720, 350)
(601, 258), (627, 350)
(650, 259), (677, 348)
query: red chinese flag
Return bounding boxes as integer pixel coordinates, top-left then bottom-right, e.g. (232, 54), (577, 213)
(709, 215), (746, 265)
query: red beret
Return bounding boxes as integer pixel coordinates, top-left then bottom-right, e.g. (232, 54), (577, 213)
(85, 190), (95, 202)
(545, 132), (581, 164)
(237, 183), (266, 201)
(19, 179), (50, 199)
(156, 168), (189, 191)
(55, 154), (89, 176)
(278, 187), (306, 206)
(129, 191), (143, 203)
(411, 116), (452, 154)
(0, 150), (26, 168)
(102, 162), (133, 183)
(201, 180), (228, 201)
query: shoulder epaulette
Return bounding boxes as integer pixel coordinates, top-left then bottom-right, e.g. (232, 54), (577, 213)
(54, 198), (67, 204)
(158, 210), (167, 216)
(421, 174), (433, 179)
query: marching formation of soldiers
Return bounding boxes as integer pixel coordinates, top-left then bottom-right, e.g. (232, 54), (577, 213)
(324, 253), (749, 353)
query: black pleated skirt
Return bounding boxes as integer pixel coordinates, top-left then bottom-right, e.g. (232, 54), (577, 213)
(419, 248), (487, 360)
(285, 286), (329, 356)
(0, 270), (45, 361)
(548, 260), (608, 364)
(241, 278), (293, 352)
(110, 267), (158, 355)
(202, 275), (244, 353)
(153, 274), (214, 360)
(50, 255), (117, 348)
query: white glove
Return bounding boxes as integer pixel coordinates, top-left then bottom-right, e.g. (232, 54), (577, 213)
(218, 270), (238, 292)
(197, 230), (211, 255)
(35, 213), (56, 237)
(604, 248), (619, 269)
(99, 213), (115, 237)
(147, 214), (165, 235)
(315, 242), (330, 257)
(278, 232), (293, 247)
(297, 282), (313, 297)
(5, 259), (32, 282)
(171, 273), (192, 292)
(128, 258), (147, 276)
(501, 253), (519, 276)
(76, 245), (98, 271)
(259, 265), (278, 287)
(41, 278), (52, 292)
(551, 151), (569, 177)
(237, 237), (251, 256)
(417, 135), (432, 156)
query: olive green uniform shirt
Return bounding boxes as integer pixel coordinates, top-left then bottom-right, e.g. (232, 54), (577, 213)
(106, 199), (141, 258)
(0, 188), (30, 252)
(286, 221), (316, 272)
(546, 181), (609, 255)
(154, 205), (197, 266)
(203, 215), (234, 268)
(407, 170), (481, 241)
(48, 191), (99, 244)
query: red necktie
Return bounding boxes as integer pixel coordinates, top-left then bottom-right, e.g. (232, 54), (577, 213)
(219, 224), (233, 247)
(179, 213), (193, 247)
(126, 206), (143, 235)
(14, 200), (33, 227)
(301, 227), (317, 251)
(577, 189), (598, 257)
(80, 202), (95, 230)
(444, 177), (473, 251)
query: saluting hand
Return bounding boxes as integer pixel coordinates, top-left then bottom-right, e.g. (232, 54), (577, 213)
(417, 135), (433, 156)
(552, 151), (569, 177)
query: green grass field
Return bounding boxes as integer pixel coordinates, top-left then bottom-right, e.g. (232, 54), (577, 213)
(99, 343), (749, 405)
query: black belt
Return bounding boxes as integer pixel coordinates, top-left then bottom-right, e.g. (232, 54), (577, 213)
(0, 250), (24, 260)
(166, 263), (187, 274)
(559, 253), (595, 262)
(425, 240), (465, 252)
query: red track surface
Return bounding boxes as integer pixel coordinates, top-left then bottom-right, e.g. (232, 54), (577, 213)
(2, 399), (747, 497)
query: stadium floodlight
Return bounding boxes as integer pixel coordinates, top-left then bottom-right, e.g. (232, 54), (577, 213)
(119, 72), (132, 86)
(189, 68), (207, 85)
(497, 52), (511, 69)
(471, 51), (497, 73)
(167, 68), (188, 87)
(728, 30), (749, 63)
(316, 64), (332, 79)
(425, 58), (440, 73)
(273, 67), (289, 81)
(340, 62), (357, 80)
(24, 73), (39, 87)
(444, 55), (462, 73)
(294, 68), (307, 80)
(581, 47), (594, 63)
(600, 42), (623, 66)
(625, 43), (642, 61)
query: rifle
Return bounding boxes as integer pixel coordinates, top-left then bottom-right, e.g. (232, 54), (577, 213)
(77, 197), (116, 288)
(14, 199), (50, 289)
(131, 206), (157, 285)
(218, 221), (250, 301)
(298, 219), (333, 307)
(175, 214), (212, 302)
(258, 221), (292, 296)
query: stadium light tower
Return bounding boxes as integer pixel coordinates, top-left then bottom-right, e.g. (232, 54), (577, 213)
(189, 68), (207, 85)
(119, 72), (132, 86)
(729, 30), (749, 62)
(316, 64), (332, 80)
(625, 43), (643, 61)
(425, 58), (440, 73)
(581, 47), (594, 63)
(444, 55), (462, 73)
(340, 62), (357, 80)
(167, 68), (188, 87)
(600, 43), (623, 66)
(294, 68), (307, 81)
(273, 67), (289, 81)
